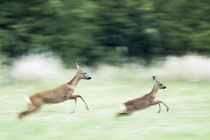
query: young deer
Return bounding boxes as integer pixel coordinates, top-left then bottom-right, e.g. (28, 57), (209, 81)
(18, 63), (91, 119)
(117, 76), (169, 116)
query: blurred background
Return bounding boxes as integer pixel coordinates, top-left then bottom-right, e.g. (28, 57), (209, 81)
(0, 0), (210, 140)
(0, 0), (210, 66)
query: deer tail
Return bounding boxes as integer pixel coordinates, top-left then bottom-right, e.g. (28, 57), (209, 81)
(116, 104), (130, 117)
(25, 96), (32, 105)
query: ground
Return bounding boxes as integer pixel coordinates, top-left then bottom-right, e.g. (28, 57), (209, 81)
(0, 71), (210, 140)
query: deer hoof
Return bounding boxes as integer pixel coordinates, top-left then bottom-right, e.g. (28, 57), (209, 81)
(167, 108), (169, 112)
(18, 114), (24, 120)
(70, 110), (75, 114)
(70, 112), (75, 114)
(86, 106), (89, 110)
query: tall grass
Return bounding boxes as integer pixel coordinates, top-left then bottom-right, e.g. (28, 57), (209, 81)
(10, 54), (65, 80)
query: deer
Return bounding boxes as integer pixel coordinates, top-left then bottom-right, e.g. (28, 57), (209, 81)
(117, 76), (169, 116)
(18, 63), (91, 119)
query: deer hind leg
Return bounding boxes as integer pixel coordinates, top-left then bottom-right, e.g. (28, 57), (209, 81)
(116, 112), (131, 117)
(18, 105), (40, 119)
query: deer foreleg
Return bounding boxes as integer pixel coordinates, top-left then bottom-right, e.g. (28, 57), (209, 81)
(70, 98), (77, 114)
(161, 101), (169, 112)
(158, 103), (161, 113)
(151, 100), (169, 112)
(72, 95), (89, 110)
(151, 100), (161, 113)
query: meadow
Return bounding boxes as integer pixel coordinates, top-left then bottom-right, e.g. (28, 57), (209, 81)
(0, 55), (210, 140)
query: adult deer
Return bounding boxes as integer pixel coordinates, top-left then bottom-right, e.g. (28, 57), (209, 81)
(18, 63), (91, 119)
(117, 76), (169, 116)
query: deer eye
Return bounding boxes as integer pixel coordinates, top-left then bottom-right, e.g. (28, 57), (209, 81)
(84, 72), (87, 74)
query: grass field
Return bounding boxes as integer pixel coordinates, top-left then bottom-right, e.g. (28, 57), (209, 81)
(0, 66), (210, 140)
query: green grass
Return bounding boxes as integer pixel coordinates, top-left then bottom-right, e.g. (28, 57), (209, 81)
(0, 74), (210, 140)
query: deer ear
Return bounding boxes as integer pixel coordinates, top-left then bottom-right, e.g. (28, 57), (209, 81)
(76, 63), (80, 70)
(152, 76), (156, 81)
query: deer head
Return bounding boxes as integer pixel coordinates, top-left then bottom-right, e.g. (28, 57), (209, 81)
(153, 76), (166, 89)
(76, 63), (92, 80)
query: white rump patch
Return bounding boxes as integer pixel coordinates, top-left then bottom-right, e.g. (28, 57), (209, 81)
(120, 104), (127, 111)
(25, 96), (32, 105)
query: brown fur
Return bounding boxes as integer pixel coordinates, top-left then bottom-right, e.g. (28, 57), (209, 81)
(18, 64), (91, 119)
(117, 76), (169, 116)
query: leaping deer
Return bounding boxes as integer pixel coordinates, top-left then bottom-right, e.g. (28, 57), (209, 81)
(18, 63), (91, 119)
(117, 76), (169, 116)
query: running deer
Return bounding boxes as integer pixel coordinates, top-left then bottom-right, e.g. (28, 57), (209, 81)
(117, 76), (169, 116)
(18, 63), (91, 119)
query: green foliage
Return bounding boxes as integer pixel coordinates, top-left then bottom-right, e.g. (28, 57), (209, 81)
(0, 0), (210, 65)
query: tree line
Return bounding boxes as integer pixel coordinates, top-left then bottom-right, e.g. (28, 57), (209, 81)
(0, 0), (210, 65)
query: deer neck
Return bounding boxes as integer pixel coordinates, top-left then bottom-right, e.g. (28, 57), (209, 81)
(150, 83), (159, 96)
(67, 71), (81, 88)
